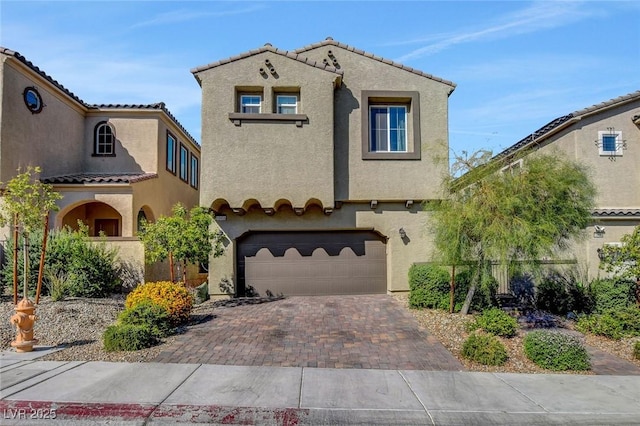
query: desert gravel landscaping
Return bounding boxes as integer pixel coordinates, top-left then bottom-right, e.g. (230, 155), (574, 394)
(1, 293), (639, 373)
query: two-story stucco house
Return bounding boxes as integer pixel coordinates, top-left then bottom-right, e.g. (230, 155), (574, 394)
(0, 47), (201, 284)
(193, 38), (456, 297)
(490, 91), (640, 280)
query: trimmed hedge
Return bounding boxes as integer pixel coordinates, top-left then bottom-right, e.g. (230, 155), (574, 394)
(461, 333), (508, 366)
(474, 308), (518, 338)
(125, 281), (193, 326)
(103, 324), (156, 352)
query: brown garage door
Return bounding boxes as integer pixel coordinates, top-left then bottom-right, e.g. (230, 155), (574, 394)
(237, 231), (387, 296)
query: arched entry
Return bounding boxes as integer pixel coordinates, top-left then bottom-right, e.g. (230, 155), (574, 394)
(60, 201), (123, 237)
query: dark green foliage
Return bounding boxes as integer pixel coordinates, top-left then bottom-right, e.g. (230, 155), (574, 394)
(2, 226), (121, 298)
(45, 226), (121, 297)
(408, 264), (450, 309)
(118, 301), (173, 339)
(633, 341), (640, 360)
(534, 271), (594, 315)
(589, 278), (635, 313)
(461, 333), (508, 366)
(454, 268), (497, 312)
(102, 324), (157, 351)
(475, 308), (518, 337)
(523, 331), (590, 371)
(575, 307), (640, 340)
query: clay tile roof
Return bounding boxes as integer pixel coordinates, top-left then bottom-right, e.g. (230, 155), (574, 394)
(42, 173), (158, 185)
(87, 103), (198, 147)
(592, 209), (640, 217)
(493, 90), (640, 161)
(190, 43), (344, 77)
(1, 46), (198, 147)
(1, 46), (86, 107)
(294, 37), (457, 89)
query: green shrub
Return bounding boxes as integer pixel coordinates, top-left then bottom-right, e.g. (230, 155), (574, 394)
(575, 307), (640, 340)
(118, 301), (173, 338)
(45, 270), (70, 301)
(633, 341), (640, 360)
(589, 278), (635, 313)
(126, 281), (194, 326)
(475, 308), (518, 337)
(535, 270), (594, 315)
(1, 230), (46, 297)
(102, 324), (157, 351)
(523, 330), (590, 371)
(454, 268), (497, 312)
(408, 264), (450, 309)
(461, 333), (508, 366)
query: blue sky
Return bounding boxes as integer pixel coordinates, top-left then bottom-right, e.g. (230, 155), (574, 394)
(2, 0), (639, 160)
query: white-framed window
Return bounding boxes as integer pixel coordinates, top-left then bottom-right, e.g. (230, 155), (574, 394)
(598, 130), (624, 157)
(369, 106), (407, 152)
(276, 95), (298, 114)
(240, 95), (261, 113)
(94, 122), (115, 156)
(500, 159), (523, 174)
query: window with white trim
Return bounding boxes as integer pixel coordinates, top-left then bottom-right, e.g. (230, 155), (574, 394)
(276, 95), (298, 114)
(369, 105), (407, 152)
(598, 130), (624, 157)
(94, 122), (115, 156)
(240, 95), (261, 113)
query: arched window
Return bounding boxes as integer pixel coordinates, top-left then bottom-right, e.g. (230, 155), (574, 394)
(94, 121), (115, 156)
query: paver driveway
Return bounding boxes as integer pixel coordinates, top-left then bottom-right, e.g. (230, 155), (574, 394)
(154, 295), (464, 370)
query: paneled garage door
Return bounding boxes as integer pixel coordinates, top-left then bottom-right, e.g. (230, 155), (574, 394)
(237, 231), (387, 296)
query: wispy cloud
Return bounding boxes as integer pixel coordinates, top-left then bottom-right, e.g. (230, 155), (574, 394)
(395, 1), (594, 62)
(129, 4), (266, 29)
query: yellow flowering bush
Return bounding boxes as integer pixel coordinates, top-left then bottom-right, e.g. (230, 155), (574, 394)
(125, 281), (193, 325)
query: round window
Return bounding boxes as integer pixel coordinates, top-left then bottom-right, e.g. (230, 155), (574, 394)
(23, 87), (43, 114)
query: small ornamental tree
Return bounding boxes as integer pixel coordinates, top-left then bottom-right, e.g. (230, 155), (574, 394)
(599, 225), (640, 306)
(0, 167), (62, 303)
(430, 150), (597, 314)
(138, 203), (224, 283)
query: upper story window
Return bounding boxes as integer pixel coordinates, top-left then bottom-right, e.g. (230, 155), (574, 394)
(240, 95), (262, 113)
(179, 143), (189, 182)
(361, 91), (421, 160)
(166, 131), (177, 174)
(597, 130), (625, 157)
(277, 95), (298, 114)
(190, 153), (199, 189)
(370, 106), (407, 152)
(93, 122), (116, 156)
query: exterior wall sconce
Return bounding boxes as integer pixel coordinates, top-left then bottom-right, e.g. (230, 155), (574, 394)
(405, 200), (414, 209)
(370, 200), (378, 209)
(594, 225), (605, 238)
(399, 228), (407, 238)
(597, 247), (604, 260)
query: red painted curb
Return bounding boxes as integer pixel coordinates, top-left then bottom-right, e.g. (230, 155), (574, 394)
(0, 400), (309, 424)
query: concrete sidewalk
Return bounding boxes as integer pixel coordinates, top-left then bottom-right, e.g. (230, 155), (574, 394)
(1, 349), (640, 425)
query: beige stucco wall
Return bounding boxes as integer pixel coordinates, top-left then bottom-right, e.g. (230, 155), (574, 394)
(0, 56), (85, 181)
(206, 203), (435, 297)
(301, 45), (452, 202)
(197, 51), (338, 210)
(516, 99), (640, 280)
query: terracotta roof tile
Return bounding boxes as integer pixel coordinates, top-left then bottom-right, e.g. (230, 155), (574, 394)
(1, 46), (198, 147)
(42, 173), (158, 185)
(191, 43), (343, 77)
(294, 37), (457, 89)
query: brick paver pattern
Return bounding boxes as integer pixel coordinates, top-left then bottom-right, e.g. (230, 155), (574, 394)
(154, 295), (464, 370)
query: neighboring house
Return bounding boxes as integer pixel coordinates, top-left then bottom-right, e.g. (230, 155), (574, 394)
(0, 47), (201, 284)
(193, 37), (456, 297)
(489, 90), (640, 281)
